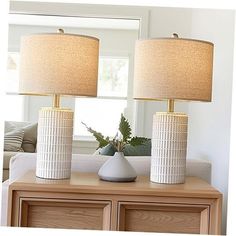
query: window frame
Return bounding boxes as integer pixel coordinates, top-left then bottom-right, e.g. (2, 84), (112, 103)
(73, 53), (132, 140)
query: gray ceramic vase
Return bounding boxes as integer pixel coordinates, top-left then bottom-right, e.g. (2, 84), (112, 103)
(98, 152), (137, 182)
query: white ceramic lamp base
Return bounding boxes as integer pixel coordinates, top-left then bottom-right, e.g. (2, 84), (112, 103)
(151, 112), (188, 184)
(36, 108), (73, 179)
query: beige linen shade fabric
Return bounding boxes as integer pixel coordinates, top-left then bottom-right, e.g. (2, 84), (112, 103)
(19, 33), (99, 96)
(133, 38), (214, 101)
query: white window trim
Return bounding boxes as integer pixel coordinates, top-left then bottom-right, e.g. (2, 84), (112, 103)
(98, 52), (135, 130)
(74, 53), (130, 140)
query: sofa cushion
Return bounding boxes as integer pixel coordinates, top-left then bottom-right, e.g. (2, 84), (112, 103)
(4, 129), (24, 152)
(4, 121), (31, 132)
(21, 123), (38, 152)
(2, 170), (9, 182)
(4, 121), (17, 133)
(3, 151), (18, 169)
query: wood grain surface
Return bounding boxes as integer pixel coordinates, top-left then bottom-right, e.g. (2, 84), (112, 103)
(7, 171), (222, 234)
(118, 202), (210, 233)
(27, 203), (105, 229)
(9, 171), (221, 198)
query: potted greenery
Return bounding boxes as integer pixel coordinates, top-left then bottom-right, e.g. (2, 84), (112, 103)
(82, 114), (148, 182)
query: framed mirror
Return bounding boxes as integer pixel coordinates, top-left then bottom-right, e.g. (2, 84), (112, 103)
(6, 2), (149, 151)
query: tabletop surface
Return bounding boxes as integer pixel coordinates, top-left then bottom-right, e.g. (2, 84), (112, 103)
(9, 170), (221, 198)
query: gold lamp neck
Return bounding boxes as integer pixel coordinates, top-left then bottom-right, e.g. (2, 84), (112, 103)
(53, 94), (60, 108)
(51, 29), (64, 108)
(166, 33), (178, 112)
(52, 29), (64, 108)
(167, 99), (175, 113)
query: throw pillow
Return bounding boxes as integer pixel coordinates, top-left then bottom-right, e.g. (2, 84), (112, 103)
(4, 129), (25, 152)
(4, 121), (17, 134)
(22, 123), (38, 152)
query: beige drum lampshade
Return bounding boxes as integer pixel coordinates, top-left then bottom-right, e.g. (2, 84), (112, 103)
(133, 38), (214, 101)
(19, 33), (99, 96)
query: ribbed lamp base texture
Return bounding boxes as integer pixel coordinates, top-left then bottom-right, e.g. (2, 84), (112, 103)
(36, 108), (73, 179)
(151, 112), (188, 184)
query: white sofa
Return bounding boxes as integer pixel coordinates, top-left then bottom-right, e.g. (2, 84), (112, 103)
(1, 153), (211, 226)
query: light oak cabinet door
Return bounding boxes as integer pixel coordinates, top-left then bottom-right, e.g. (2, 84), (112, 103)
(15, 197), (111, 230)
(117, 202), (210, 234)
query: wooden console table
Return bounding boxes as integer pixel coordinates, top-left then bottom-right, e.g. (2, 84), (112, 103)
(8, 171), (222, 234)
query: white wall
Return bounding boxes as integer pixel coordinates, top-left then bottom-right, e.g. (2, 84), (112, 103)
(225, 14), (236, 235)
(187, 9), (235, 234)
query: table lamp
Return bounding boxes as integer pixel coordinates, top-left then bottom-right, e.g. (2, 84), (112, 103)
(133, 34), (213, 184)
(19, 29), (99, 179)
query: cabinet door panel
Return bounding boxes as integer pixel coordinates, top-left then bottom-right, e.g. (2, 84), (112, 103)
(19, 198), (111, 230)
(118, 202), (209, 234)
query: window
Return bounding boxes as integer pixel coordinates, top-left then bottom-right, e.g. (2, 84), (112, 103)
(4, 52), (24, 121)
(74, 56), (129, 138)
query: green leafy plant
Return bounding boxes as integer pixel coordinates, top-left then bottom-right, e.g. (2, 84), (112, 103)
(82, 114), (148, 152)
